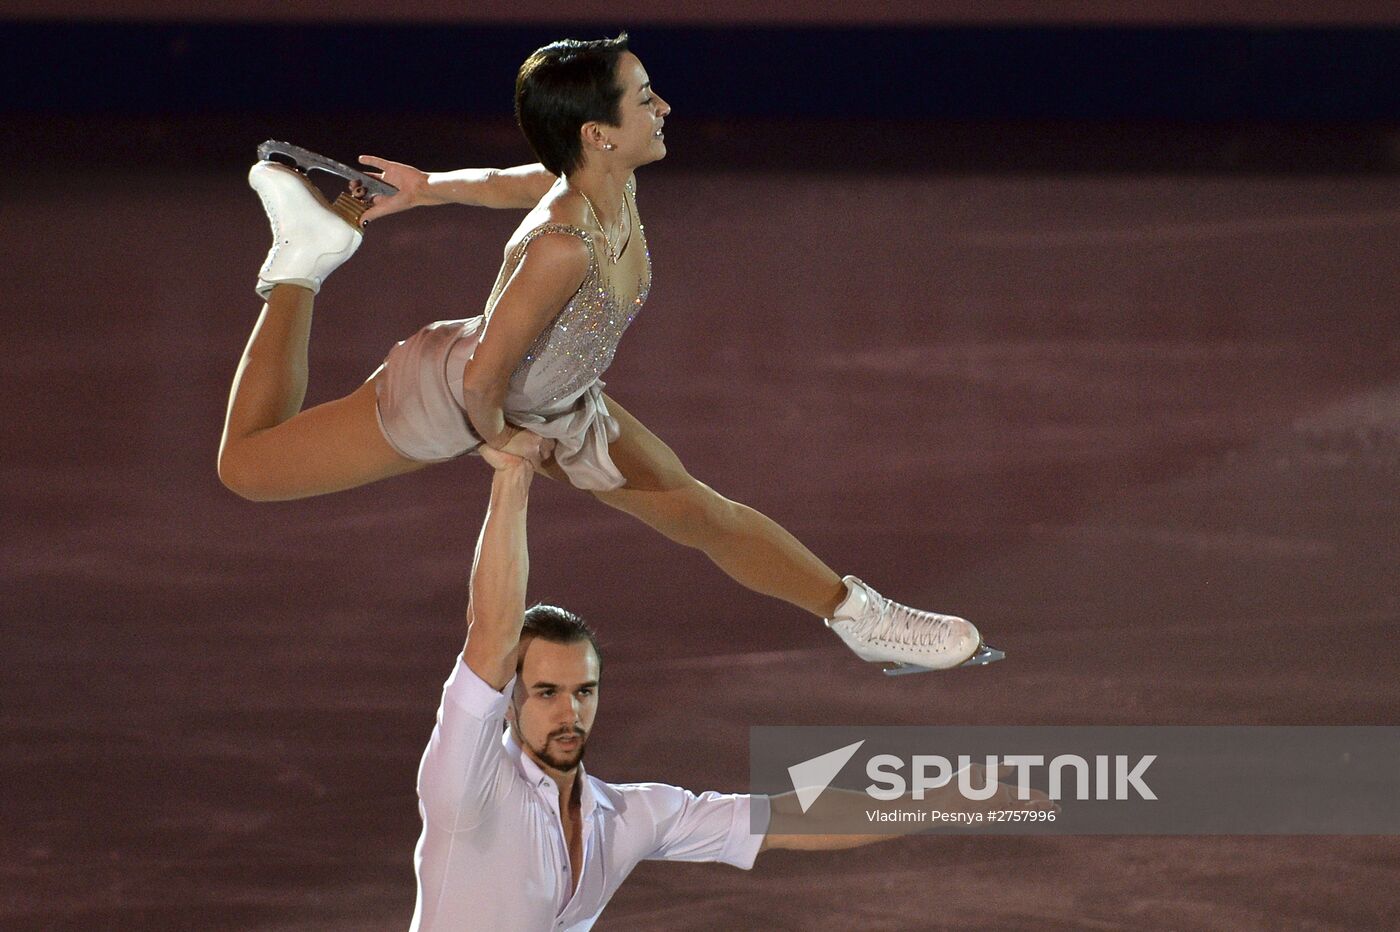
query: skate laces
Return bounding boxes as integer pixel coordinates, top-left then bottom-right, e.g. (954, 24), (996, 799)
(257, 193), (283, 266)
(857, 594), (957, 650)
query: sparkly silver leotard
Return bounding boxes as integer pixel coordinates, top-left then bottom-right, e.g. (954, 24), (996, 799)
(496, 222), (651, 411)
(374, 187), (651, 491)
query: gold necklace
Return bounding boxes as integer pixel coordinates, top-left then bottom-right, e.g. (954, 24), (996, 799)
(577, 188), (625, 264)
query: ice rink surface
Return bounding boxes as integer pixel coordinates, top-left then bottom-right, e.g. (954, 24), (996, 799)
(3, 141), (1399, 929)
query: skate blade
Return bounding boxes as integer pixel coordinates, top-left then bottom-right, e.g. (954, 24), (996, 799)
(881, 643), (1006, 676)
(257, 140), (399, 198)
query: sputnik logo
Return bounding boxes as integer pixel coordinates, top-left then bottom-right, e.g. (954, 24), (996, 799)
(787, 740), (865, 812)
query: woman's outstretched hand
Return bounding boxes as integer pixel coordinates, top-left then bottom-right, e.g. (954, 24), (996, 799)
(357, 155), (434, 224)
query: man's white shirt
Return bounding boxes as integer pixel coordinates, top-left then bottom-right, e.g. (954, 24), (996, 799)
(411, 657), (769, 931)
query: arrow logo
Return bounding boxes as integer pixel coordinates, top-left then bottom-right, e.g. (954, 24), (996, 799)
(787, 740), (866, 812)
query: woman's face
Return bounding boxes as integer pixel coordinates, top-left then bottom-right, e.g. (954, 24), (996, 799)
(607, 52), (671, 166)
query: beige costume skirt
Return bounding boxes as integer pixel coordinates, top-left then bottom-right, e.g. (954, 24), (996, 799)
(372, 317), (626, 491)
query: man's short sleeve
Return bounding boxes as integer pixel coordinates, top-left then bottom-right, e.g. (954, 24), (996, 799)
(416, 656), (516, 831)
(634, 784), (772, 870)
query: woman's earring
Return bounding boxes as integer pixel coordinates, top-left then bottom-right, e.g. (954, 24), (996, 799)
(604, 143), (615, 150)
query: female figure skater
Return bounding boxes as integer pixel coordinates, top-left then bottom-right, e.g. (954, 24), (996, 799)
(218, 34), (997, 673)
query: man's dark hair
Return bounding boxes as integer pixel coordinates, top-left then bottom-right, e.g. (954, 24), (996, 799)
(519, 603), (602, 672)
(514, 33), (632, 177)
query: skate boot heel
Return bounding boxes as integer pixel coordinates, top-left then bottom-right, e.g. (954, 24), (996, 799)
(330, 191), (371, 229)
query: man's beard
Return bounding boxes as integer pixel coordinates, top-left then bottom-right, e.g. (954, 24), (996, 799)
(530, 727), (589, 772)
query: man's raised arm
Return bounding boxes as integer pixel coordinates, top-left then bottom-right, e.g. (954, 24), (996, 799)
(460, 444), (543, 691)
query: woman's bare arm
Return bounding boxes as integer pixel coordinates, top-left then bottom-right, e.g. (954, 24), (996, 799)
(357, 156), (556, 222)
(460, 232), (591, 448)
(429, 164), (558, 209)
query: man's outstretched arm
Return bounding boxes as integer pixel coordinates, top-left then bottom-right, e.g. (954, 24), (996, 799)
(759, 763), (1056, 853)
(460, 445), (542, 691)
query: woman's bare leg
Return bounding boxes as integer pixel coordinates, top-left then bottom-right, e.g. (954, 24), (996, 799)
(217, 283), (424, 501)
(591, 394), (847, 617)
(586, 394), (990, 670)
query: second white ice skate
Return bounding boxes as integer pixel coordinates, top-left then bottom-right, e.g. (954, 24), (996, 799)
(826, 575), (1004, 675)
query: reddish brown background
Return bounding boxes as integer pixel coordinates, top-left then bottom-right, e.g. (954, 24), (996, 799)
(4, 124), (1399, 929)
(2, 12), (1399, 929)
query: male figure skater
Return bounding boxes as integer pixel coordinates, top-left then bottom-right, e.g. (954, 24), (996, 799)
(412, 439), (1045, 931)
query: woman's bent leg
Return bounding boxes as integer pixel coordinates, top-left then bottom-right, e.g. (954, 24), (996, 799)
(593, 394), (847, 618)
(218, 284), (423, 501)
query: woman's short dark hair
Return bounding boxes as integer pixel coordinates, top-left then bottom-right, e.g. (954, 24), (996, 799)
(520, 603), (602, 672)
(514, 33), (632, 177)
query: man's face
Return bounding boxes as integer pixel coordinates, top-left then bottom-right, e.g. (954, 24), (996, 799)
(508, 637), (600, 775)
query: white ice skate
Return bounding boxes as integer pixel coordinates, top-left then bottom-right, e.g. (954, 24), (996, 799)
(826, 575), (1004, 676)
(248, 155), (366, 299)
